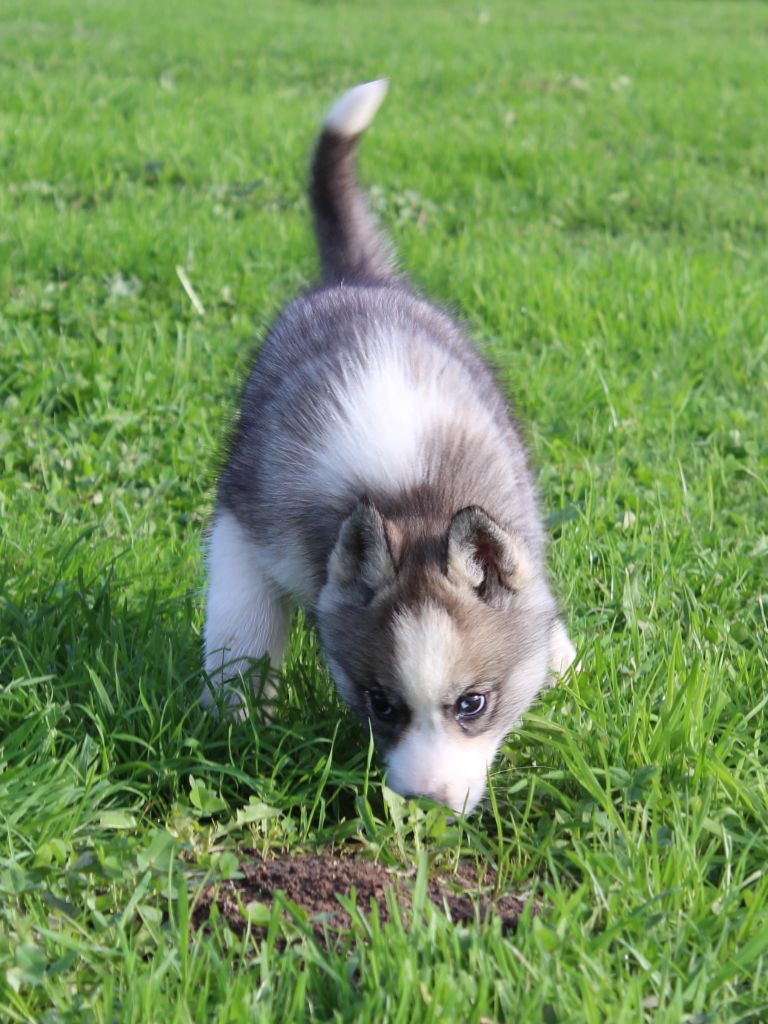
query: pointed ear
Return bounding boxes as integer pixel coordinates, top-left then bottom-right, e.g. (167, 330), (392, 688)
(328, 498), (396, 594)
(445, 506), (532, 601)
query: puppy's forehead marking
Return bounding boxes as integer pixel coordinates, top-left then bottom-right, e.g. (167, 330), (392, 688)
(393, 602), (458, 713)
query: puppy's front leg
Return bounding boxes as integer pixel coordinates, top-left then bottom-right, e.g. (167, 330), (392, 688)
(548, 618), (577, 680)
(203, 510), (289, 716)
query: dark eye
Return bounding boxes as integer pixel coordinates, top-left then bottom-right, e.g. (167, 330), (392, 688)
(455, 693), (487, 720)
(370, 688), (395, 719)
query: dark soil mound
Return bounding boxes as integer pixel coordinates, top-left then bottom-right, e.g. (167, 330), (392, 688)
(192, 852), (528, 939)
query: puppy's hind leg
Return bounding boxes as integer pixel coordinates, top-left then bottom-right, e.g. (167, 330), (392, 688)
(203, 510), (289, 717)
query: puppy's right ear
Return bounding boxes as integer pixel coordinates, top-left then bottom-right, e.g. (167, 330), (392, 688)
(328, 498), (396, 594)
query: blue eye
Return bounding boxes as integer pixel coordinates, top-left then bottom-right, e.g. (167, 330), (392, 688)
(456, 693), (487, 720)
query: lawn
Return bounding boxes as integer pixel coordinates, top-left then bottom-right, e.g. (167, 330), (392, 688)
(1, 0), (767, 1020)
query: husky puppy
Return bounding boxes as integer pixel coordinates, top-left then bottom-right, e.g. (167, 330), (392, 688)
(204, 80), (576, 813)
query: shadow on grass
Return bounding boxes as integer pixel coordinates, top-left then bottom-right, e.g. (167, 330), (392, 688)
(0, 558), (374, 825)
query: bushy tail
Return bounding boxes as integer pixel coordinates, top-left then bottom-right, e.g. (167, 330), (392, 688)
(309, 80), (395, 285)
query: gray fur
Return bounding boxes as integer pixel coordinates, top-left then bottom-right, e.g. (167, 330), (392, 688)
(218, 286), (544, 588)
(310, 129), (395, 284)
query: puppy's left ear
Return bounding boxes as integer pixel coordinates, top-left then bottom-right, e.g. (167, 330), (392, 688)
(446, 506), (532, 602)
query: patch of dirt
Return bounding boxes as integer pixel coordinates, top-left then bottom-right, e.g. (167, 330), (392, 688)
(191, 852), (528, 939)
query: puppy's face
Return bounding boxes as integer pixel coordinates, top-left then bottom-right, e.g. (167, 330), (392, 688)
(317, 501), (557, 813)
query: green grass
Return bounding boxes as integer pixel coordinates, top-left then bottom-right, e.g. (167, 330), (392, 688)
(2, 0), (767, 1020)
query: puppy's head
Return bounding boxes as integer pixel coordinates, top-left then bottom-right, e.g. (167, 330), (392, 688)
(317, 499), (559, 813)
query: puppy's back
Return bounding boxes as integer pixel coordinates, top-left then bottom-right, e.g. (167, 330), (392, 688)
(217, 83), (544, 603)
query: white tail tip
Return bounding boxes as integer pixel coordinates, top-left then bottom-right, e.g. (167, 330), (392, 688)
(324, 79), (389, 138)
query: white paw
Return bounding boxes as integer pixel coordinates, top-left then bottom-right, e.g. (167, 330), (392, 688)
(548, 619), (579, 680)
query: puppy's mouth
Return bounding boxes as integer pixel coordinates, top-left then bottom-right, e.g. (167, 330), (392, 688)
(384, 778), (486, 816)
